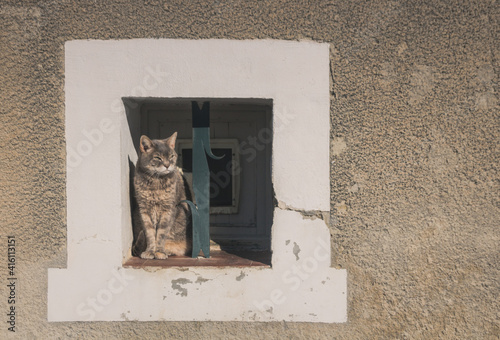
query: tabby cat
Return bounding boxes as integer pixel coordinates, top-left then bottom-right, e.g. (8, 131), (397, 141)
(133, 132), (192, 259)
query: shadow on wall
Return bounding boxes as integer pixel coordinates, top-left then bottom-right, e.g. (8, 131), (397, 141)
(128, 158), (142, 257)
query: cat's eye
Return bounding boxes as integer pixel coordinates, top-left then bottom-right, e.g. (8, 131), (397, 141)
(154, 156), (162, 161)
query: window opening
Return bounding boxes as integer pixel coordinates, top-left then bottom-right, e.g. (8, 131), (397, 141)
(124, 98), (273, 267)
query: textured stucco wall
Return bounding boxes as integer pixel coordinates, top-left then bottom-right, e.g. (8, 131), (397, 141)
(0, 0), (498, 339)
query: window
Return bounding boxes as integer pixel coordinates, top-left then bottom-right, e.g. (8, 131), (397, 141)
(49, 39), (346, 323)
(136, 99), (273, 252)
(124, 98), (273, 266)
(124, 98), (274, 265)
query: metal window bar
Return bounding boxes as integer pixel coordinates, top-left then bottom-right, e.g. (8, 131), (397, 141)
(183, 101), (223, 258)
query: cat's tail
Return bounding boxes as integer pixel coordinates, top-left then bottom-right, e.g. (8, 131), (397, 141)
(165, 239), (192, 256)
(132, 230), (146, 257)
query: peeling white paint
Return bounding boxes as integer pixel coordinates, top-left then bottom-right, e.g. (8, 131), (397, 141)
(236, 271), (246, 281)
(293, 242), (301, 261)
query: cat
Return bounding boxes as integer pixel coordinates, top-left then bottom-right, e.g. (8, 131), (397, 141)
(132, 132), (192, 259)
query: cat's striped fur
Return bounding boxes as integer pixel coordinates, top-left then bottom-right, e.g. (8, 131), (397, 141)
(132, 133), (192, 259)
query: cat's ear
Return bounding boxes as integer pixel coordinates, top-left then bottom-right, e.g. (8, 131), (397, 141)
(140, 135), (154, 153)
(165, 132), (177, 149)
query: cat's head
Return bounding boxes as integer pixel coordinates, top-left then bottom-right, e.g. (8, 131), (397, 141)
(137, 132), (178, 176)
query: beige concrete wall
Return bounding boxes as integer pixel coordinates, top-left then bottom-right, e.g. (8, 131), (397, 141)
(0, 0), (497, 338)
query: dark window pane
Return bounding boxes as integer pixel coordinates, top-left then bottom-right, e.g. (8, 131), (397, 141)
(181, 148), (233, 207)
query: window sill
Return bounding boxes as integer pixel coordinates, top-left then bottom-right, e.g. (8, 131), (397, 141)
(123, 250), (271, 268)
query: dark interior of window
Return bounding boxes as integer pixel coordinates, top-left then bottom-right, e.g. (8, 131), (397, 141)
(124, 98), (274, 267)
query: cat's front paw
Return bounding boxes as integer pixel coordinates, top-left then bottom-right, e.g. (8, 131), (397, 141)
(155, 251), (168, 259)
(140, 251), (155, 259)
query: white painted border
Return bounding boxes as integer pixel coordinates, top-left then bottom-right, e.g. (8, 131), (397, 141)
(48, 39), (346, 322)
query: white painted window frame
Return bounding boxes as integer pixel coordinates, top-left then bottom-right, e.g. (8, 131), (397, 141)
(48, 39), (347, 322)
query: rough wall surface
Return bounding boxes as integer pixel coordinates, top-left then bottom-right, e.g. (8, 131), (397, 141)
(0, 0), (498, 339)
